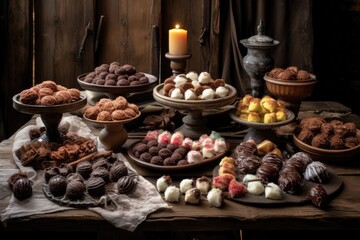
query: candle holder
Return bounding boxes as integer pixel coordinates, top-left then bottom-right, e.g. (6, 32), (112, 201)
(165, 53), (192, 76)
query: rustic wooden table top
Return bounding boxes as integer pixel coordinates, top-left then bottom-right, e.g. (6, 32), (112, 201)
(1, 101), (360, 235)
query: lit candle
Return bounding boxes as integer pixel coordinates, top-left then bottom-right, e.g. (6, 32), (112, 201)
(169, 24), (188, 55)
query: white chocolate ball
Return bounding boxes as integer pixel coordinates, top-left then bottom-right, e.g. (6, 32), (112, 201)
(265, 182), (283, 200)
(207, 188), (223, 208)
(184, 89), (197, 100)
(164, 186), (180, 202)
(215, 86), (229, 98)
(179, 178), (194, 194)
(247, 181), (265, 195)
(198, 72), (211, 84)
(186, 71), (199, 82)
(170, 88), (184, 99)
(173, 74), (188, 87)
(200, 88), (215, 100)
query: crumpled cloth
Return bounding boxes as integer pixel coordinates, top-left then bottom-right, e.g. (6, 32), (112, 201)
(1, 115), (170, 231)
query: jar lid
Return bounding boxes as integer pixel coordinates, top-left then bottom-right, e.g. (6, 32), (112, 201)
(240, 20), (279, 48)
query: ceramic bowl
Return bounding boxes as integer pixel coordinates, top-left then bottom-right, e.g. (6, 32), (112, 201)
(263, 73), (317, 102)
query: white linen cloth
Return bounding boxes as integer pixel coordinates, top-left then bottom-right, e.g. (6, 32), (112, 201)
(0, 115), (170, 231)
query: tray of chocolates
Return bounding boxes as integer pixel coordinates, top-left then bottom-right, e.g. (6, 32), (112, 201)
(293, 116), (360, 162)
(77, 62), (158, 97)
(127, 130), (230, 172)
(42, 153), (138, 208)
(212, 140), (343, 207)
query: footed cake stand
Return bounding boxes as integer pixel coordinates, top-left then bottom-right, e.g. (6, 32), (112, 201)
(153, 84), (237, 139)
(83, 113), (141, 152)
(12, 93), (87, 143)
(229, 109), (295, 145)
(77, 72), (158, 100)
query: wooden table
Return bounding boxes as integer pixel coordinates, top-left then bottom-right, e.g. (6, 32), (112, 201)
(1, 102), (360, 240)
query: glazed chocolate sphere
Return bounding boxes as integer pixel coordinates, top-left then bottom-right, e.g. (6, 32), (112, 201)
(76, 161), (93, 179)
(86, 177), (106, 197)
(109, 161), (128, 182)
(117, 176), (136, 194)
(48, 175), (67, 197)
(65, 180), (85, 200)
(13, 178), (32, 200)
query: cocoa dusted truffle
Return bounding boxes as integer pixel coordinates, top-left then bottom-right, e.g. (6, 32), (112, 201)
(148, 146), (161, 156)
(158, 148), (172, 159)
(344, 136), (359, 149)
(163, 157), (177, 166)
(307, 184), (328, 209)
(329, 135), (345, 150)
(311, 133), (329, 149)
(150, 156), (163, 165)
(86, 177), (106, 197)
(177, 159), (189, 165)
(139, 152), (152, 162)
(65, 180), (85, 200)
(297, 129), (314, 145)
(117, 175), (137, 194)
(48, 175), (67, 197)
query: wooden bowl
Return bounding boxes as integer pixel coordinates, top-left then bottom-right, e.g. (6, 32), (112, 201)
(293, 133), (360, 162)
(263, 73), (317, 102)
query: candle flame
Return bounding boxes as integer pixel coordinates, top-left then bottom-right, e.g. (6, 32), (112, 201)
(175, 24), (180, 29)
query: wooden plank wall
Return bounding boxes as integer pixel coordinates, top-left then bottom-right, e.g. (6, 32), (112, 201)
(0, 0), (33, 141)
(34, 0), (94, 88)
(1, 0), (220, 139)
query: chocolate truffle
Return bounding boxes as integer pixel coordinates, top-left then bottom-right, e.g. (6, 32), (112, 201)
(117, 176), (136, 194)
(307, 184), (328, 209)
(278, 168), (303, 194)
(344, 136), (359, 149)
(65, 180), (85, 200)
(163, 157), (177, 166)
(139, 152), (152, 162)
(256, 153), (283, 183)
(109, 161), (128, 182)
(8, 172), (28, 190)
(86, 177), (106, 197)
(177, 159), (189, 165)
(329, 134), (345, 150)
(66, 173), (85, 183)
(311, 133), (329, 149)
(148, 146), (161, 156)
(48, 175), (67, 197)
(158, 148), (172, 159)
(90, 167), (110, 182)
(150, 156), (163, 165)
(92, 158), (110, 170)
(12, 177), (32, 200)
(184, 188), (201, 205)
(76, 161), (93, 179)
(235, 153), (261, 174)
(304, 161), (329, 183)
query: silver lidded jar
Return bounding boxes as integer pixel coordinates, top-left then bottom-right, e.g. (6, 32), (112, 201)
(240, 20), (279, 98)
